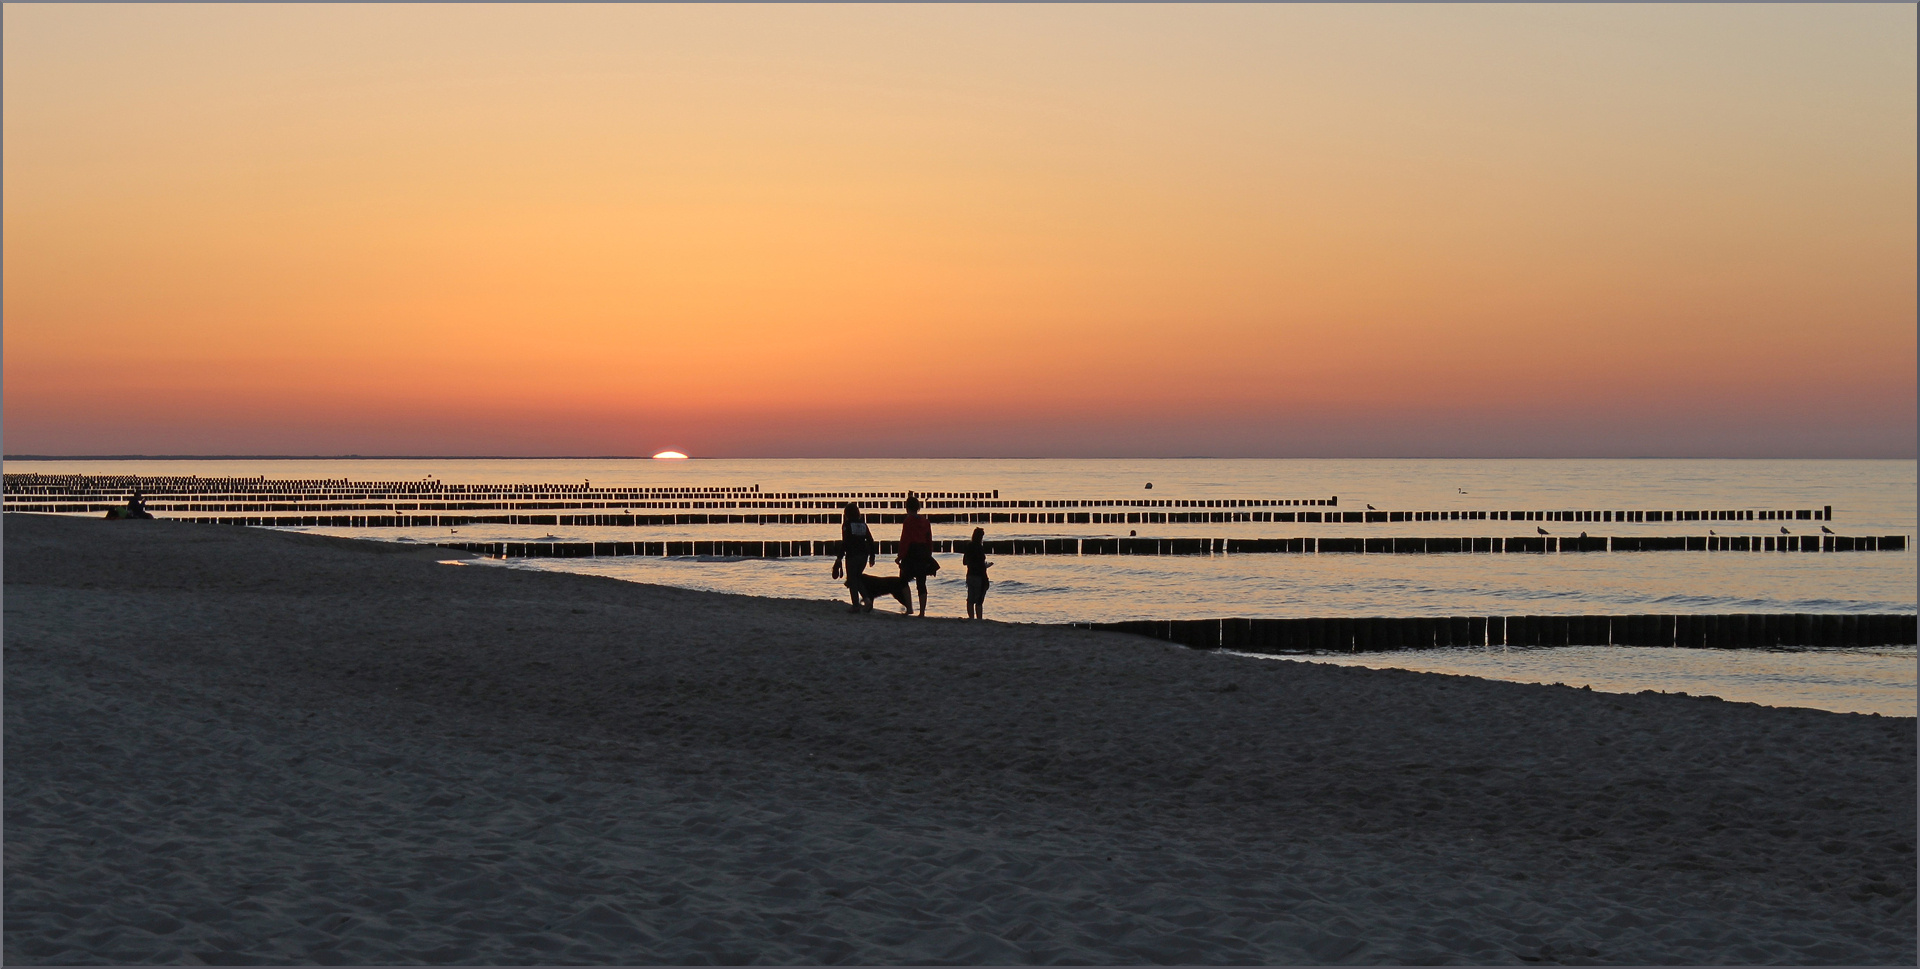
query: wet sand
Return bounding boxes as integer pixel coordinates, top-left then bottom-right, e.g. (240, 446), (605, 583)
(5, 514), (1914, 964)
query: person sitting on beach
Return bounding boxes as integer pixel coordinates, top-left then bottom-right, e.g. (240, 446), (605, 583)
(106, 490), (154, 520)
(830, 503), (876, 614)
(896, 494), (938, 617)
(961, 526), (993, 620)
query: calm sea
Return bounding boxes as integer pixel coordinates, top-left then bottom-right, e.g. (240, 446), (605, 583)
(11, 457), (1915, 715)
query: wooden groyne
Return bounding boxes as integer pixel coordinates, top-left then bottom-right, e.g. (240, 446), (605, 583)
(429, 534), (1908, 559)
(8, 502), (1834, 525)
(4, 474), (1834, 524)
(1071, 614), (1919, 651)
(11, 506), (1843, 529)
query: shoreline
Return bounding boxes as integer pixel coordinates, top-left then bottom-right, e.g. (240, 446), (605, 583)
(5, 514), (1914, 964)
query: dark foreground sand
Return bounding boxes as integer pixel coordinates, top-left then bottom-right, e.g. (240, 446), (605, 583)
(4, 514), (1913, 965)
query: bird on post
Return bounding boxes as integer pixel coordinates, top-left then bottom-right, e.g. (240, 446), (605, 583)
(1821, 525), (1834, 534)
(1537, 527), (1549, 536)
(1781, 526), (1791, 535)
(1367, 504), (1376, 510)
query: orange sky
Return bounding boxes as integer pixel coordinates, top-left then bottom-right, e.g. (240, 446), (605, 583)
(5, 4), (1914, 457)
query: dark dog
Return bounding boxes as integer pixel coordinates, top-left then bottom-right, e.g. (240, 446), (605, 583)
(852, 572), (915, 614)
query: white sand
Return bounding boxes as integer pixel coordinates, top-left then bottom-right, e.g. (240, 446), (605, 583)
(5, 513), (1913, 965)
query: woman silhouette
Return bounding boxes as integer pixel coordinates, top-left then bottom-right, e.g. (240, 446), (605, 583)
(831, 503), (875, 613)
(896, 494), (938, 616)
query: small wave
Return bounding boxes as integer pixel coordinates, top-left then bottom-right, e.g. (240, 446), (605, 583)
(984, 580), (1080, 595)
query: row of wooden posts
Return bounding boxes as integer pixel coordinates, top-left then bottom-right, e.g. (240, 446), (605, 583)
(4, 478), (1832, 525)
(13, 501), (1834, 523)
(1071, 614), (1918, 652)
(48, 505), (1881, 542)
(9, 474), (1831, 528)
(1, 473), (762, 498)
(4, 474), (1001, 502)
(428, 534), (1908, 559)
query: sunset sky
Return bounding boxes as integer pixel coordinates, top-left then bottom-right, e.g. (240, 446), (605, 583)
(5, 4), (1914, 457)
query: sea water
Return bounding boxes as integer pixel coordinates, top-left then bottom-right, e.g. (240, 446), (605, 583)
(11, 457), (1914, 714)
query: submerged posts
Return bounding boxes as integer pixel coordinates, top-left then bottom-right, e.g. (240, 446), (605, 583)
(431, 534), (1908, 559)
(1079, 614), (1918, 652)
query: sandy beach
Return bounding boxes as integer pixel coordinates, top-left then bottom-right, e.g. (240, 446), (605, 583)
(4, 514), (1913, 965)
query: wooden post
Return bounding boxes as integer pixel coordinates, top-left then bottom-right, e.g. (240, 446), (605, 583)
(1221, 617), (1253, 650)
(1504, 615), (1527, 647)
(1264, 619), (1292, 652)
(1681, 614), (1707, 648)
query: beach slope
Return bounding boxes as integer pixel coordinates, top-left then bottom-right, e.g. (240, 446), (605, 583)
(5, 514), (1913, 964)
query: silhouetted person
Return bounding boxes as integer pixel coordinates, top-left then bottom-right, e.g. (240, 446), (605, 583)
(108, 490), (153, 520)
(896, 494), (938, 616)
(831, 503), (875, 613)
(961, 526), (993, 620)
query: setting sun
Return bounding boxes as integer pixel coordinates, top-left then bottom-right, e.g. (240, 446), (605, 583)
(2, 8), (1912, 965)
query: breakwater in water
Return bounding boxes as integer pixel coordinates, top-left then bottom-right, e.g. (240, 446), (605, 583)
(1077, 614), (1919, 652)
(429, 534), (1907, 558)
(3, 473), (1836, 527)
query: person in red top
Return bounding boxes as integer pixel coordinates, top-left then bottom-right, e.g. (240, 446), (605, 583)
(895, 493), (939, 617)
